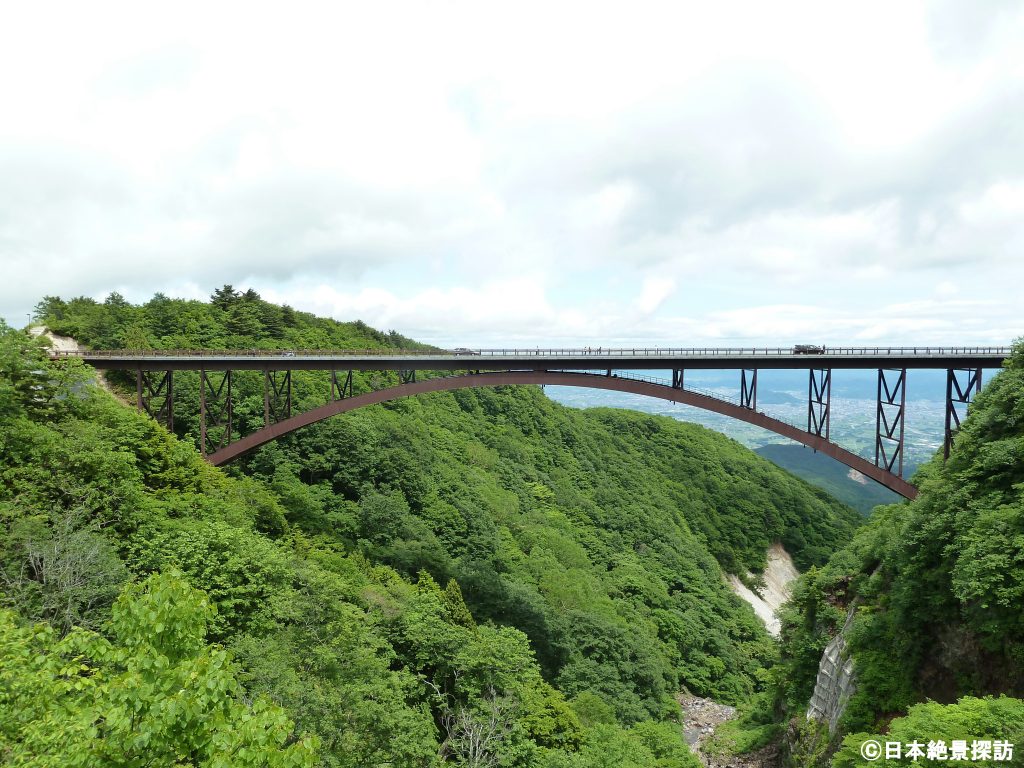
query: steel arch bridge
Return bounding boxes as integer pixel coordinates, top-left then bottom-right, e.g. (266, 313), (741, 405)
(55, 345), (1012, 500)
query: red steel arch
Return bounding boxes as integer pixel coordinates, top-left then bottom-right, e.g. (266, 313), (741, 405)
(207, 370), (918, 499)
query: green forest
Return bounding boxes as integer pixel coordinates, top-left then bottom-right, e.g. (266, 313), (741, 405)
(4, 288), (1022, 767)
(771, 340), (1024, 765)
(2, 289), (861, 767)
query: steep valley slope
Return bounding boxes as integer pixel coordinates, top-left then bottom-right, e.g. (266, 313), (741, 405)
(2, 291), (862, 767)
(771, 340), (1024, 767)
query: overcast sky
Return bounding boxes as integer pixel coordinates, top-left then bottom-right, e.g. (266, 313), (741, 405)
(2, 1), (1022, 346)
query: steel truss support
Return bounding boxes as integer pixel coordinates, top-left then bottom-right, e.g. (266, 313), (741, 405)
(263, 370), (292, 426)
(331, 369), (353, 401)
(807, 368), (831, 439)
(672, 369), (684, 389)
(135, 369), (174, 431)
(740, 368), (757, 410)
(398, 369), (416, 385)
(875, 368), (907, 477)
(944, 368), (982, 460)
(200, 369), (233, 457)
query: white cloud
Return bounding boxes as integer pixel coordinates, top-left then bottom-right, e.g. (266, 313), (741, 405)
(635, 277), (675, 314)
(0, 1), (1022, 349)
(959, 181), (1024, 227)
(254, 277), (1016, 348)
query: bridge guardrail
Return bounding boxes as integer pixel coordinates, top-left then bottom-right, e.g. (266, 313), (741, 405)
(49, 345), (1013, 358)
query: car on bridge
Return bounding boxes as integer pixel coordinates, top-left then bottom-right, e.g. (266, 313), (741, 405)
(450, 348), (480, 355)
(793, 344), (826, 354)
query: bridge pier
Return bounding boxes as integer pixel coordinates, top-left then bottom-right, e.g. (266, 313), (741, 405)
(740, 368), (757, 410)
(136, 369), (174, 432)
(672, 369), (684, 389)
(263, 369), (292, 427)
(875, 368), (906, 477)
(200, 369), (233, 457)
(944, 368), (982, 460)
(808, 368), (831, 439)
(330, 369), (353, 401)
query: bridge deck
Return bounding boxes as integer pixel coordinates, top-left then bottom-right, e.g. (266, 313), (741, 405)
(56, 346), (1011, 371)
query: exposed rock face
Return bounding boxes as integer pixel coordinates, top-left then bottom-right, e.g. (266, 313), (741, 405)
(807, 606), (857, 734)
(29, 327), (82, 353)
(727, 542), (799, 637)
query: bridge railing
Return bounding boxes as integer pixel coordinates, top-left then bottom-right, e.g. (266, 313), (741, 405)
(473, 346), (1011, 356)
(46, 348), (469, 359)
(50, 345), (1013, 358)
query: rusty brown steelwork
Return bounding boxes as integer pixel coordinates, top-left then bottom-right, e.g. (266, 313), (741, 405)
(135, 369), (174, 431)
(204, 371), (920, 499)
(808, 368), (831, 439)
(199, 369), (233, 457)
(875, 368), (907, 476)
(330, 369), (353, 401)
(740, 368), (757, 410)
(80, 345), (1013, 499)
(263, 369), (292, 427)
(944, 368), (982, 460)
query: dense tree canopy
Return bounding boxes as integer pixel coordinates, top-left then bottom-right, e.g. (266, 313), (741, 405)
(6, 294), (866, 765)
(0, 571), (317, 767)
(772, 342), (1024, 765)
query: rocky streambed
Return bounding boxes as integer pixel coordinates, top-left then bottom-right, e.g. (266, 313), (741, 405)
(679, 694), (780, 768)
(680, 694), (736, 751)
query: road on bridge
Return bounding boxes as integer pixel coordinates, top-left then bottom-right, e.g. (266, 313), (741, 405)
(54, 345), (1011, 371)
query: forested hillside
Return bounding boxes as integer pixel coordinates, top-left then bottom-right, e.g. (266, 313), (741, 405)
(773, 342), (1024, 766)
(753, 445), (900, 515)
(3, 289), (859, 766)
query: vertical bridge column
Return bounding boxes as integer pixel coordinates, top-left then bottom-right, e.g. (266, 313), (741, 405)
(875, 368), (906, 477)
(330, 369), (353, 401)
(135, 369), (174, 431)
(671, 369), (684, 389)
(740, 368), (757, 410)
(808, 368), (831, 439)
(200, 369), (233, 457)
(263, 369), (292, 427)
(944, 368), (982, 459)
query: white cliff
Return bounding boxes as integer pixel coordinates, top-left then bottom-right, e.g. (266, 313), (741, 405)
(726, 542), (800, 637)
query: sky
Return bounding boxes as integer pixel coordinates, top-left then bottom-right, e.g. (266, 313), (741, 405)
(2, 1), (1022, 346)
